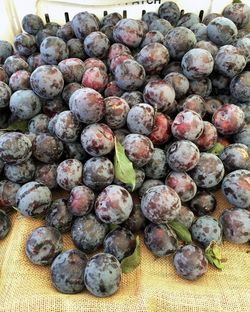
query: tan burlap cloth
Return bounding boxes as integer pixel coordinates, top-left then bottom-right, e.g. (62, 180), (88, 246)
(0, 190), (249, 312)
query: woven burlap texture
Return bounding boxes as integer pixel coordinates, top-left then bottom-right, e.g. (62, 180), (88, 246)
(0, 190), (249, 312)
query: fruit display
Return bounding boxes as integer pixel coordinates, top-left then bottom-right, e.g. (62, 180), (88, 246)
(0, 0), (250, 302)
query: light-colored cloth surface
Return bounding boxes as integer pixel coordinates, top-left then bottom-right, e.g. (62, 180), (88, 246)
(0, 190), (249, 312)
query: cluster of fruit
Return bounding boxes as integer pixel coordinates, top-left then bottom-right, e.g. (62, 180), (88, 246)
(0, 0), (250, 298)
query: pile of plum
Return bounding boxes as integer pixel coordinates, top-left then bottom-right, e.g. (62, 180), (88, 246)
(0, 0), (250, 298)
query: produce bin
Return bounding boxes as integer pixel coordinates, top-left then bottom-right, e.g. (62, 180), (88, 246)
(0, 1), (250, 311)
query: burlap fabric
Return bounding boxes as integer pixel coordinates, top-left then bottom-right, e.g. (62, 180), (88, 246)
(0, 190), (249, 312)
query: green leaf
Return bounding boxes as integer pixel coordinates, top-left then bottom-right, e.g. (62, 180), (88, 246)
(205, 241), (224, 270)
(108, 224), (119, 232)
(208, 143), (225, 156)
(168, 220), (192, 243)
(114, 136), (136, 191)
(233, 0), (241, 4)
(1, 120), (28, 133)
(121, 236), (141, 273)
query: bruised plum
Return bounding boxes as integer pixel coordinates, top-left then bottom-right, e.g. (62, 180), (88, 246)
(84, 253), (121, 297)
(190, 191), (217, 216)
(95, 185), (133, 224)
(173, 244), (208, 280)
(221, 169), (250, 208)
(30, 65), (64, 99)
(171, 110), (204, 141)
(0, 180), (20, 209)
(219, 208), (250, 244)
(165, 171), (197, 202)
(26, 226), (63, 265)
(122, 134), (154, 168)
(127, 103), (154, 135)
(81, 123), (114, 157)
(56, 159), (83, 191)
(190, 153), (224, 189)
(0, 132), (32, 165)
(141, 185), (181, 223)
(68, 185), (95, 217)
(144, 223), (177, 257)
(191, 216), (222, 247)
(103, 227), (136, 261)
(51, 249), (88, 294)
(83, 157), (114, 191)
(71, 214), (108, 252)
(166, 140), (200, 172)
(69, 88), (105, 124)
(45, 199), (73, 233)
(32, 133), (63, 163)
(0, 210), (11, 239)
(104, 96), (130, 130)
